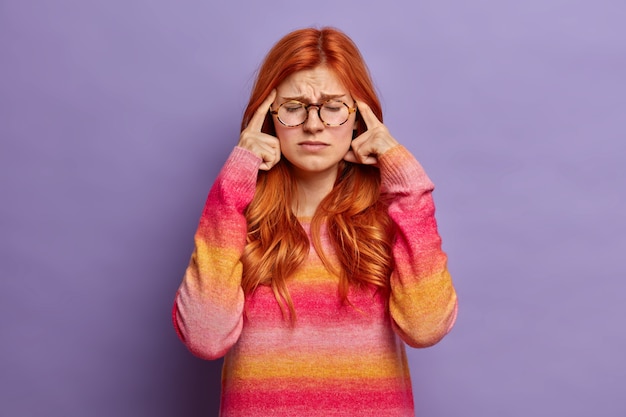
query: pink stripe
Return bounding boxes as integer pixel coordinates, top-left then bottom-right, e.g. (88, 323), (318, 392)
(245, 284), (388, 324)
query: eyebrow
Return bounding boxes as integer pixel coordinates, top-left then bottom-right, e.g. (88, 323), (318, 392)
(281, 93), (347, 103)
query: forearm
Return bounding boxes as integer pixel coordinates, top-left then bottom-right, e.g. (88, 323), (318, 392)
(379, 146), (458, 347)
(173, 147), (261, 359)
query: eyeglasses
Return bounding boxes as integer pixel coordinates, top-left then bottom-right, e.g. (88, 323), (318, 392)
(270, 100), (356, 127)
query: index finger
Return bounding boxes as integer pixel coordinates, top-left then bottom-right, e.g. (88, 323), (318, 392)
(247, 89), (277, 132)
(355, 100), (382, 130)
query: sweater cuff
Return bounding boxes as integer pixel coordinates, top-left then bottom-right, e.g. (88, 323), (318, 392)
(211, 147), (262, 211)
(218, 146), (262, 194)
(378, 145), (434, 194)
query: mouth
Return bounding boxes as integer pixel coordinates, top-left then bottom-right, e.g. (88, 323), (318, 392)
(298, 141), (329, 147)
(298, 141), (330, 152)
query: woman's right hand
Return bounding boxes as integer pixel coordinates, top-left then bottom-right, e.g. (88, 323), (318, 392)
(237, 89), (281, 171)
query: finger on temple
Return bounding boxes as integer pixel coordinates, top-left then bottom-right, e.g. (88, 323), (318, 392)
(355, 100), (380, 129)
(248, 89), (277, 132)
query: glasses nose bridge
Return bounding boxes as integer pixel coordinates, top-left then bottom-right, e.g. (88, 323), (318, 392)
(303, 103), (323, 122)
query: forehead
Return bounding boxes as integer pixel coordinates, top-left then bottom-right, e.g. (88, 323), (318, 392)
(277, 66), (349, 100)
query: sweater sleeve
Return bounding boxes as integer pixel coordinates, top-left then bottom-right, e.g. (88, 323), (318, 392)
(378, 145), (458, 348)
(173, 146), (261, 359)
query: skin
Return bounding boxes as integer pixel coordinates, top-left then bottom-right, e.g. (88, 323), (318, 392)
(238, 66), (400, 216)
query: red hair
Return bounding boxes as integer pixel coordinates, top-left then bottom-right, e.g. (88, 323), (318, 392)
(240, 27), (394, 320)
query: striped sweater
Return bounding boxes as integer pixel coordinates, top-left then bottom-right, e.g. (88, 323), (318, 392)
(173, 145), (458, 416)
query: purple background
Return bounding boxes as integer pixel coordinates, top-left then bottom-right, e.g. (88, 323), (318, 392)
(1, 1), (625, 416)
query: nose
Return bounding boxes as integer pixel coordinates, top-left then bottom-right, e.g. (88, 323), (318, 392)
(302, 106), (324, 133)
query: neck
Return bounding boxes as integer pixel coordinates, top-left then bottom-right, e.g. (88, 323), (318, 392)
(291, 167), (339, 218)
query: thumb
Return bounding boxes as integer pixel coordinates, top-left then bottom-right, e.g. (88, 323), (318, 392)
(343, 150), (358, 163)
(343, 149), (378, 165)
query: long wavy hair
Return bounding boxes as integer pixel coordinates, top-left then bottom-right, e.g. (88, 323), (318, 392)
(240, 27), (395, 320)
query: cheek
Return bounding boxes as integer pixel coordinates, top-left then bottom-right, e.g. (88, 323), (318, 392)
(274, 125), (296, 143)
(335, 124), (356, 144)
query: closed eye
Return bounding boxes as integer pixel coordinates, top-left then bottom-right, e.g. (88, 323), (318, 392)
(283, 101), (305, 112)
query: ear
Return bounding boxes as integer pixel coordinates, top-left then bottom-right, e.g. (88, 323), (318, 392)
(351, 113), (360, 139)
(262, 112), (278, 138)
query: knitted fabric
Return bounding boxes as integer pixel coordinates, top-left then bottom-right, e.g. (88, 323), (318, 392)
(173, 145), (457, 416)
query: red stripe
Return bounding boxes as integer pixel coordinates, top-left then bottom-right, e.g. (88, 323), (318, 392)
(221, 379), (414, 415)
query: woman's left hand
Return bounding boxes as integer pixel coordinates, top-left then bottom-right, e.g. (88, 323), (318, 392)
(343, 100), (399, 165)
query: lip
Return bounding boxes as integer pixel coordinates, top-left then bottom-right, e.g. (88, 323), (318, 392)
(298, 141), (329, 148)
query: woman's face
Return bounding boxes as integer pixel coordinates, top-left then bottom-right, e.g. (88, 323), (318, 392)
(272, 66), (357, 179)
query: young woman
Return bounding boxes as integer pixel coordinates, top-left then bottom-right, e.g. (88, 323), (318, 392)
(173, 27), (458, 417)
